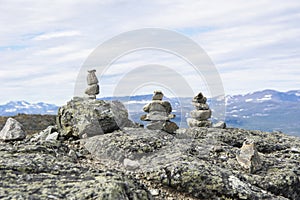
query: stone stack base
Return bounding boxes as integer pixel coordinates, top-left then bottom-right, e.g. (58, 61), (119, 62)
(187, 118), (212, 128)
(146, 121), (178, 134)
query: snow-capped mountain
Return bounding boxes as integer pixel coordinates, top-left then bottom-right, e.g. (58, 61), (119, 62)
(0, 89), (299, 136)
(225, 90), (300, 136)
(0, 101), (58, 116)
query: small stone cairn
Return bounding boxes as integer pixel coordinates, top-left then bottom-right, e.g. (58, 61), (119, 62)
(187, 92), (212, 128)
(140, 90), (178, 133)
(85, 69), (99, 99)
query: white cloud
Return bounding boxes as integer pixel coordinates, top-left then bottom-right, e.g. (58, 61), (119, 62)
(0, 0), (299, 104)
(33, 31), (81, 40)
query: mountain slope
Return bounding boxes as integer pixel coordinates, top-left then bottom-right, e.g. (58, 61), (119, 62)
(225, 90), (300, 136)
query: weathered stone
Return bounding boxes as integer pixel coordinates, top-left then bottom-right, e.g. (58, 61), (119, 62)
(146, 121), (165, 130)
(45, 132), (59, 141)
(124, 158), (140, 170)
(152, 90), (163, 100)
(146, 121), (178, 133)
(86, 69), (98, 85)
(192, 92), (207, 104)
(213, 121), (226, 129)
(30, 125), (58, 142)
(57, 97), (136, 139)
(143, 101), (172, 114)
(192, 102), (209, 110)
(187, 118), (212, 128)
(236, 140), (261, 173)
(143, 112), (169, 121)
(84, 84), (99, 96)
(190, 109), (212, 120)
(162, 121), (179, 133)
(0, 118), (26, 141)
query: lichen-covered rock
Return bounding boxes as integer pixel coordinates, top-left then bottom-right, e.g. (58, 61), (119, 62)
(84, 127), (300, 199)
(0, 118), (26, 141)
(57, 97), (137, 139)
(0, 134), (152, 200)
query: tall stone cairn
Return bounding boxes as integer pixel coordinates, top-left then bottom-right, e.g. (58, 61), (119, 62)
(140, 90), (178, 133)
(85, 69), (99, 99)
(187, 92), (212, 128)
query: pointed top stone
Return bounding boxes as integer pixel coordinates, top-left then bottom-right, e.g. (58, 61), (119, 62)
(0, 118), (26, 141)
(87, 69), (99, 85)
(152, 90), (164, 100)
(193, 92), (207, 104)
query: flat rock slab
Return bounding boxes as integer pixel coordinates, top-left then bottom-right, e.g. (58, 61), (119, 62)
(0, 136), (152, 200)
(190, 109), (212, 120)
(84, 127), (300, 199)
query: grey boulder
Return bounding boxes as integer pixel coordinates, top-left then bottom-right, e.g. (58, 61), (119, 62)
(0, 118), (26, 141)
(57, 97), (137, 139)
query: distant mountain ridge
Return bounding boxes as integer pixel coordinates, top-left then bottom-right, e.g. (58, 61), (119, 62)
(0, 89), (299, 136)
(0, 101), (58, 116)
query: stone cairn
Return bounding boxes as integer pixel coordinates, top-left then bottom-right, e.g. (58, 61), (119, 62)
(187, 92), (212, 128)
(140, 90), (178, 133)
(85, 69), (100, 99)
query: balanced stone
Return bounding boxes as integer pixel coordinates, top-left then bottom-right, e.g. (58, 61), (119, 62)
(85, 69), (100, 99)
(152, 90), (163, 100)
(190, 110), (212, 120)
(192, 102), (209, 110)
(85, 84), (99, 96)
(143, 101), (172, 115)
(192, 92), (207, 104)
(87, 69), (98, 85)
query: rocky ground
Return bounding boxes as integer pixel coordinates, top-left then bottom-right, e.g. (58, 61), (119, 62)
(0, 97), (299, 199)
(0, 124), (299, 199)
(0, 132), (151, 199)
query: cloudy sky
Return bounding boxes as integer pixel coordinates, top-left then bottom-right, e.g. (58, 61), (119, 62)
(0, 0), (299, 105)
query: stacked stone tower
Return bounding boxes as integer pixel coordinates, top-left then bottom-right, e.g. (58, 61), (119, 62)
(140, 90), (178, 133)
(85, 69), (100, 99)
(187, 92), (212, 128)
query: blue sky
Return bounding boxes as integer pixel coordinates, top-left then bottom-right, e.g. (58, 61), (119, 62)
(0, 0), (299, 105)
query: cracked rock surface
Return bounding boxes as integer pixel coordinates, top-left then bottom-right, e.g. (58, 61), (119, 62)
(0, 135), (152, 200)
(1, 121), (299, 199)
